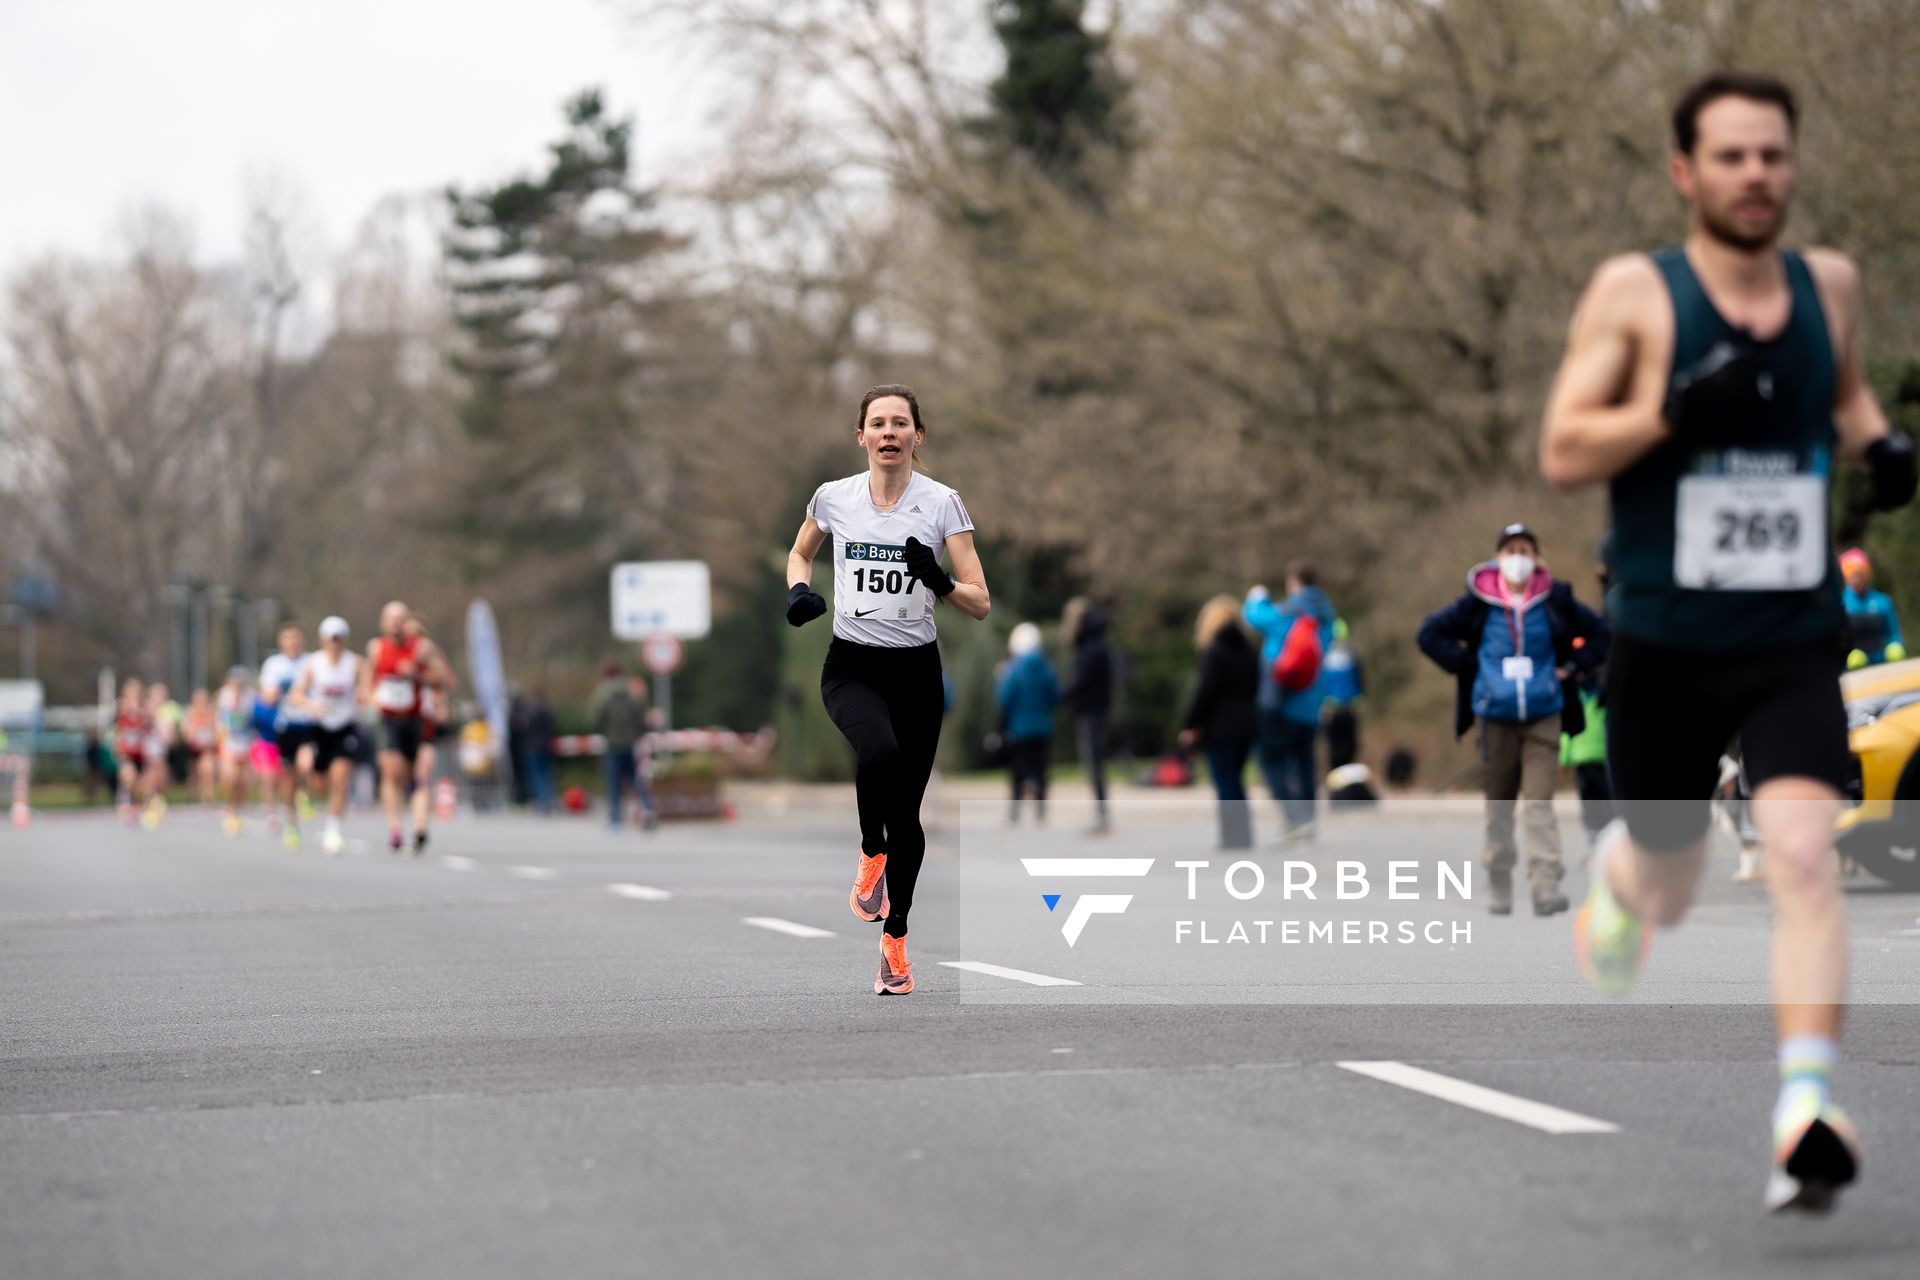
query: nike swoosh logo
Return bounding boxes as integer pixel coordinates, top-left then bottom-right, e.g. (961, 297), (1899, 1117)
(854, 608), (879, 618)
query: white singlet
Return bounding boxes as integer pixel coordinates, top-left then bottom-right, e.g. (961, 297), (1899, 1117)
(260, 652), (316, 728)
(304, 650), (361, 731)
(806, 471), (974, 648)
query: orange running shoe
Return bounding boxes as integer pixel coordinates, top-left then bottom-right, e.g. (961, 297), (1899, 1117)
(850, 851), (889, 923)
(875, 934), (913, 995)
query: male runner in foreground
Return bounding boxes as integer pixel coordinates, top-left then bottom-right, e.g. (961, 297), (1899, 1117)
(1539, 71), (1915, 1213)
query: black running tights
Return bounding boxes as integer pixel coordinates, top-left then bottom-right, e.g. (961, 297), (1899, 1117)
(821, 638), (944, 938)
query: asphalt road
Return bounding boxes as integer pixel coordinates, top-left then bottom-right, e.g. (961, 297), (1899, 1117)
(3, 795), (1917, 1279)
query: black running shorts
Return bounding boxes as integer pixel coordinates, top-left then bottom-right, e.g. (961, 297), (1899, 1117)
(1605, 633), (1850, 852)
(378, 716), (425, 764)
(277, 723), (316, 759)
(312, 725), (362, 772)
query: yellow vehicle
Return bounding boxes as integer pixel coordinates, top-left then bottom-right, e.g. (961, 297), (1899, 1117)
(1836, 656), (1920, 889)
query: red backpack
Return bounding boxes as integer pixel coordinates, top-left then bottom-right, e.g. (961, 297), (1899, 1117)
(1272, 615), (1324, 692)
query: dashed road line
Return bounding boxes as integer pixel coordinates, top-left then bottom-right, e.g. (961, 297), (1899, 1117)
(742, 916), (835, 939)
(938, 960), (1082, 987)
(1337, 1061), (1619, 1135)
(441, 855), (478, 872)
(607, 883), (673, 902)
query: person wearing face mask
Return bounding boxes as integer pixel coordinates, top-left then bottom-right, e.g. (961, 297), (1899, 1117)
(1418, 523), (1610, 915)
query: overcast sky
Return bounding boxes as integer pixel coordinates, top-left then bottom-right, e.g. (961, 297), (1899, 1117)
(0, 0), (707, 275)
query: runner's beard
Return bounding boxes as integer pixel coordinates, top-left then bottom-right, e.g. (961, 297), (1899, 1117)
(1699, 197), (1787, 253)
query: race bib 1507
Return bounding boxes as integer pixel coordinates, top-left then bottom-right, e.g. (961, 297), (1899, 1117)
(1674, 474), (1825, 591)
(839, 540), (927, 622)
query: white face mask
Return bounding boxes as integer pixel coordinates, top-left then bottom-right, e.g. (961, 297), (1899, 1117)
(1499, 554), (1535, 586)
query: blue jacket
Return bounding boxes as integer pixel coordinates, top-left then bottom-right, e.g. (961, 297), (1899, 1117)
(1244, 585), (1338, 724)
(1843, 586), (1904, 661)
(1417, 565), (1609, 738)
(1320, 633), (1364, 707)
(996, 649), (1060, 742)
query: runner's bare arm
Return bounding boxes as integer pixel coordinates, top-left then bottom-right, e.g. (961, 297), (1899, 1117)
(941, 530), (991, 621)
(422, 642), (455, 693)
(1805, 249), (1893, 462)
(289, 664), (315, 714)
(788, 518), (826, 588)
(1540, 257), (1671, 490)
(358, 643), (378, 703)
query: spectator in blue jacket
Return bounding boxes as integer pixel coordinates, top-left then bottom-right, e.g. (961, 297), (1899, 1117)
(1840, 547), (1905, 668)
(1418, 523), (1608, 917)
(1244, 562), (1338, 841)
(997, 622), (1060, 824)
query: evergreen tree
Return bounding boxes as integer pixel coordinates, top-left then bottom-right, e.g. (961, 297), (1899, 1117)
(977, 0), (1129, 193)
(443, 90), (696, 582)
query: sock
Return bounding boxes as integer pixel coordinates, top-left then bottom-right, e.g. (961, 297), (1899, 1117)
(1773, 1034), (1836, 1138)
(325, 817), (340, 836)
(1588, 820), (1638, 917)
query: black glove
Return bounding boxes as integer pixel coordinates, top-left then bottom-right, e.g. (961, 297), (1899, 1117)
(1663, 339), (1777, 444)
(1865, 432), (1917, 511)
(903, 536), (955, 597)
(785, 582), (827, 627)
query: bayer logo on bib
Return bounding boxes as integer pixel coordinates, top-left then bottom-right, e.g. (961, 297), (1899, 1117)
(1674, 473), (1825, 591)
(840, 540), (926, 621)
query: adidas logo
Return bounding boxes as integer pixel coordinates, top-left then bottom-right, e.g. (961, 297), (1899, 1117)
(909, 505), (922, 513)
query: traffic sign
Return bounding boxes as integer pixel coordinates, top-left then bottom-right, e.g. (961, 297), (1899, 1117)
(611, 561), (711, 640)
(639, 633), (685, 676)
(0, 680), (45, 729)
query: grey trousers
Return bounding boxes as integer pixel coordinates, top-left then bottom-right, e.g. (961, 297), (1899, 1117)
(1482, 716), (1564, 892)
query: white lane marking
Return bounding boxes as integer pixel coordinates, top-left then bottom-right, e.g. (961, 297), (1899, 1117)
(607, 883), (672, 902)
(741, 916), (835, 939)
(1019, 858), (1155, 877)
(508, 865), (558, 881)
(1337, 1061), (1619, 1135)
(441, 855), (478, 872)
(938, 960), (1082, 987)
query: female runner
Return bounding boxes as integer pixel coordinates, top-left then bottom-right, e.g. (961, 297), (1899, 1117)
(785, 384), (990, 994)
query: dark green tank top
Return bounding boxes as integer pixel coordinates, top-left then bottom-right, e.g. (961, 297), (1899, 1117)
(1606, 248), (1845, 652)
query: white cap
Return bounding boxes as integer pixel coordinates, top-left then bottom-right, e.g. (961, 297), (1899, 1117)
(318, 615), (350, 640)
(1008, 622), (1043, 656)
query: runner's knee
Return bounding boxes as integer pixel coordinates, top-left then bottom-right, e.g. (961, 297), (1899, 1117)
(1764, 830), (1840, 901)
(852, 731), (901, 773)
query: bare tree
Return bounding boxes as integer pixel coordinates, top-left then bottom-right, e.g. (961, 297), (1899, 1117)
(1, 212), (235, 674)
